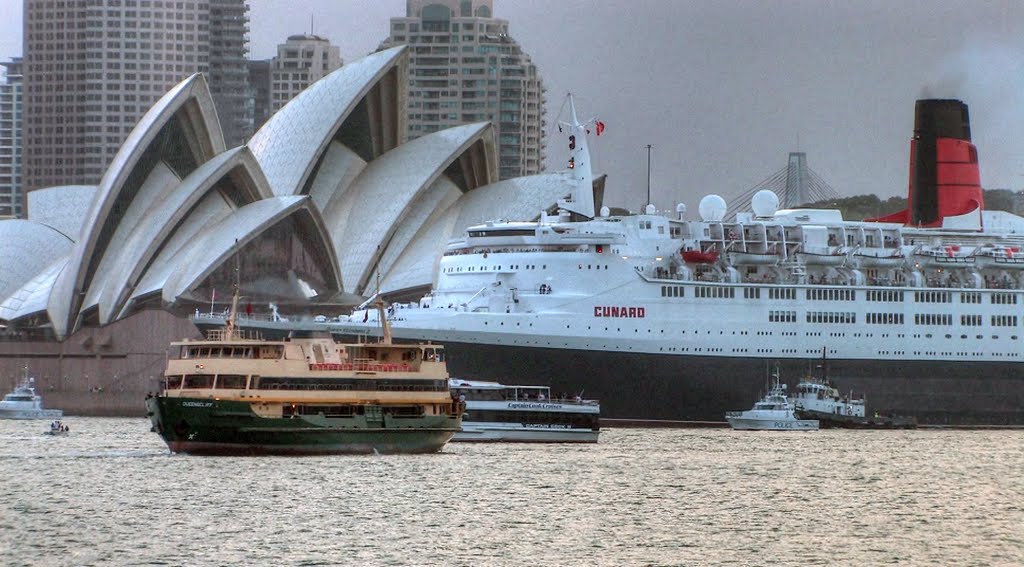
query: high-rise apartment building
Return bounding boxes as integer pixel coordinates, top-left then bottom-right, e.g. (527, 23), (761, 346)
(21, 0), (250, 199)
(0, 58), (23, 218)
(380, 0), (545, 179)
(208, 0), (252, 145)
(268, 34), (343, 115)
(247, 59), (271, 131)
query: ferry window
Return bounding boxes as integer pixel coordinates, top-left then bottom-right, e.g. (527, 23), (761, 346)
(166, 375), (184, 389)
(183, 374), (213, 388)
(216, 374), (247, 389)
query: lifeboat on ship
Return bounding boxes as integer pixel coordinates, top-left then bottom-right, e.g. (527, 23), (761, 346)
(851, 248), (906, 269)
(681, 248), (719, 264)
(913, 245), (975, 268)
(796, 246), (848, 267)
(727, 250), (780, 266)
(974, 246), (1024, 270)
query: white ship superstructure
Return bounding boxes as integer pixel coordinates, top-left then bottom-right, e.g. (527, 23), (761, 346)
(325, 98), (1024, 424)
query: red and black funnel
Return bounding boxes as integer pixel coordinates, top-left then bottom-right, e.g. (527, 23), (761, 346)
(868, 99), (983, 227)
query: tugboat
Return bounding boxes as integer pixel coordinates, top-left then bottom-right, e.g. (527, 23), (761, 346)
(792, 349), (917, 429)
(449, 379), (600, 442)
(725, 366), (818, 431)
(0, 368), (63, 420)
(146, 286), (463, 455)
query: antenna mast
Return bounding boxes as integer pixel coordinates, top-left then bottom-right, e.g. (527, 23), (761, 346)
(646, 144), (652, 208)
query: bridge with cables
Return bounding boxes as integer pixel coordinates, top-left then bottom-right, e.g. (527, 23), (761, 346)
(727, 152), (840, 216)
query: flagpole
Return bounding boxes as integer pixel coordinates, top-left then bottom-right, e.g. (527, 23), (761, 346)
(210, 289), (215, 316)
(646, 144), (652, 208)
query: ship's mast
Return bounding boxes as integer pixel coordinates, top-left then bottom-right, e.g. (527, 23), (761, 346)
(557, 94), (596, 219)
(373, 271), (392, 345)
(224, 242), (242, 340)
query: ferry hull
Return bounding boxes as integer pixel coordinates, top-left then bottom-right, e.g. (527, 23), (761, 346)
(431, 343), (1024, 426)
(454, 424), (599, 443)
(0, 408), (63, 420)
(146, 396), (460, 456)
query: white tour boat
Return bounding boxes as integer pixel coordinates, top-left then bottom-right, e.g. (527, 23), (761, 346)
(449, 378), (600, 442)
(725, 369), (818, 431)
(0, 369), (63, 420)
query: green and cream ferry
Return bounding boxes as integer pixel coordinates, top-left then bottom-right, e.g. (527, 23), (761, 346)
(146, 301), (463, 455)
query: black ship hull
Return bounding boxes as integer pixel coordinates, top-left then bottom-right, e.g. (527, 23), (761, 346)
(430, 342), (1022, 426)
(209, 319), (1023, 426)
(794, 409), (917, 429)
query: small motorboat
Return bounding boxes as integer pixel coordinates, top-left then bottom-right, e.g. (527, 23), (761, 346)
(45, 419), (70, 435)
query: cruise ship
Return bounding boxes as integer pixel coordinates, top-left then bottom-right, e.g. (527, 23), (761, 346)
(292, 99), (1024, 424)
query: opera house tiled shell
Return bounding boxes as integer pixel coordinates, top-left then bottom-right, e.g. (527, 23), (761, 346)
(0, 46), (573, 340)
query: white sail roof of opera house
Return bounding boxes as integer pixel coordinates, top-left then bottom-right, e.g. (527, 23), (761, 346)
(0, 45), (585, 340)
(330, 121), (496, 294)
(247, 45), (405, 197)
(47, 72), (226, 338)
(26, 186), (97, 241)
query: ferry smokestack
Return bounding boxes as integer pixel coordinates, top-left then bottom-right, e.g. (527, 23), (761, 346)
(908, 99), (982, 227)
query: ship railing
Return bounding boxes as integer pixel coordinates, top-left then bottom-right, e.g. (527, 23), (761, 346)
(308, 361), (414, 373)
(204, 328), (263, 341)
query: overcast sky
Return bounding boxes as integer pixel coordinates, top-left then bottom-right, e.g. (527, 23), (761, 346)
(2, 1), (1023, 210)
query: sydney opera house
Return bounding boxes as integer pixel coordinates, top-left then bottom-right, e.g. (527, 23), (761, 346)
(0, 46), (585, 414)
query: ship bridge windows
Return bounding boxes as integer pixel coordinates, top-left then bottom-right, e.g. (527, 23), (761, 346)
(992, 315), (1018, 327)
(183, 374), (213, 389)
(806, 288), (855, 301)
(991, 292), (1018, 305)
(744, 288), (761, 299)
(215, 374), (247, 389)
(914, 291), (951, 303)
(913, 314), (952, 326)
(867, 290), (904, 302)
(960, 292), (982, 304)
(165, 375), (184, 389)
(806, 311), (855, 324)
(867, 313), (904, 325)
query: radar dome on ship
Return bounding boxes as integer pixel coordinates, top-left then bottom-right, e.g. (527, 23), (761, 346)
(645, 204), (656, 214)
(600, 206), (610, 217)
(751, 190), (779, 218)
(698, 194), (727, 221)
(676, 203), (687, 219)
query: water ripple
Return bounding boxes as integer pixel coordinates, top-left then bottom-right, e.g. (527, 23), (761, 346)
(0, 420), (1021, 566)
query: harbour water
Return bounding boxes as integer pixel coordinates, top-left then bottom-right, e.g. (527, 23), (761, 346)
(1, 419), (1020, 566)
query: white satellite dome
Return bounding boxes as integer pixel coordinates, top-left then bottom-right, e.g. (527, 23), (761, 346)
(600, 206), (610, 217)
(751, 190), (779, 218)
(698, 194), (727, 222)
(644, 203), (656, 215)
(675, 203), (687, 219)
